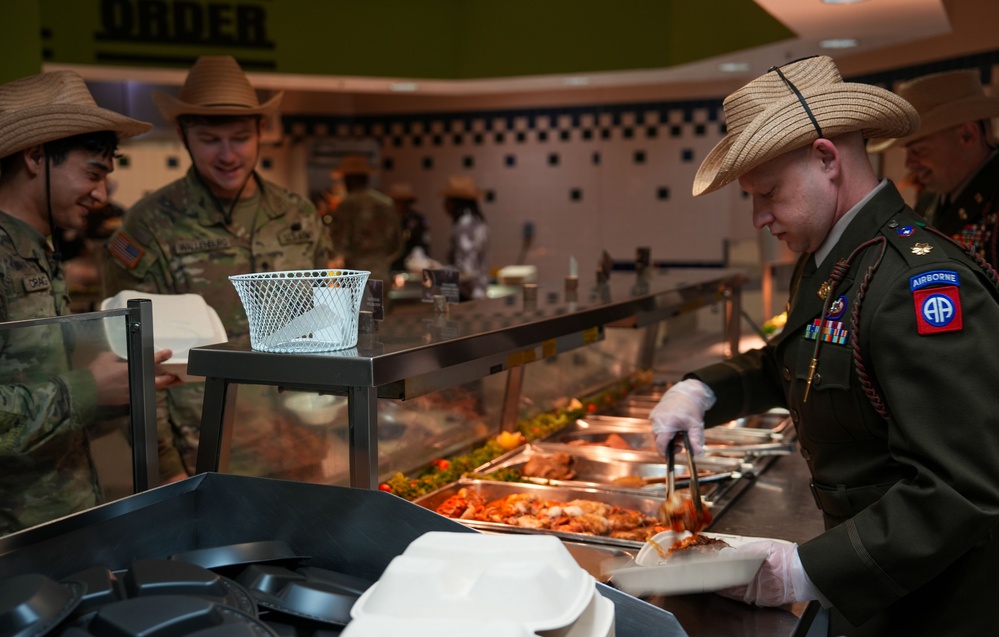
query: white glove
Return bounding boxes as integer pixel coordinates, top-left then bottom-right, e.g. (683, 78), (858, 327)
(650, 379), (716, 457)
(716, 539), (818, 607)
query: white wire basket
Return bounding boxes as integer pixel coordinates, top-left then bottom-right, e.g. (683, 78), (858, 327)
(230, 269), (370, 353)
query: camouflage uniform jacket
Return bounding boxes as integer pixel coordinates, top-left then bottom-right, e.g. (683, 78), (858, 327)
(0, 212), (100, 534)
(102, 168), (332, 476)
(329, 188), (403, 285)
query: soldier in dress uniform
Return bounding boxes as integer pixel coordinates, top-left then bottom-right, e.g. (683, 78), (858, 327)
(0, 71), (178, 534)
(650, 56), (999, 635)
(869, 69), (999, 267)
(102, 56), (333, 482)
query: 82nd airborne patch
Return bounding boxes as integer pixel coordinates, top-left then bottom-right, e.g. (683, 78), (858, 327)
(910, 270), (963, 335)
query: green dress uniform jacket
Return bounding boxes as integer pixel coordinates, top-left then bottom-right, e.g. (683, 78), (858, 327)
(102, 168), (333, 477)
(929, 151), (999, 269)
(0, 212), (100, 534)
(689, 183), (999, 635)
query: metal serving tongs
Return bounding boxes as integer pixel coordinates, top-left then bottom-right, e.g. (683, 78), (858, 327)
(659, 431), (711, 532)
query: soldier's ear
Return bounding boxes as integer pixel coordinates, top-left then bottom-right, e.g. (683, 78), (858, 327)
(23, 145), (45, 175)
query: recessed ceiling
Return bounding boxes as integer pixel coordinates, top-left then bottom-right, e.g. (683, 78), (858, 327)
(51, 0), (957, 98)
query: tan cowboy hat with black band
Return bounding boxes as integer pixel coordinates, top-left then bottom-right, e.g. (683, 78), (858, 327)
(440, 175), (482, 199)
(152, 55), (282, 124)
(866, 69), (999, 153)
(693, 55), (919, 196)
(0, 70), (151, 159)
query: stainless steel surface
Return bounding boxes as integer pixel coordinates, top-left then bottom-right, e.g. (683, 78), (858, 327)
(472, 444), (735, 494)
(191, 269), (746, 487)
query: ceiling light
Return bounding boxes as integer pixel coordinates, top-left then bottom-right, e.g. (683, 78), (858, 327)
(820, 38), (860, 48)
(563, 76), (590, 86)
(719, 62), (751, 73)
(389, 82), (419, 92)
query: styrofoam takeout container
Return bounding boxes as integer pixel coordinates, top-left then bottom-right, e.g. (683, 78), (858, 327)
(607, 531), (766, 596)
(101, 290), (227, 381)
(350, 532), (596, 632)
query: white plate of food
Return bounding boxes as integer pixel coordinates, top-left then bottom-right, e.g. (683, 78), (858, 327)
(101, 290), (228, 381)
(605, 530), (766, 596)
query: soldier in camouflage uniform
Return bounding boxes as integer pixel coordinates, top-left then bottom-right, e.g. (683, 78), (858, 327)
(102, 56), (333, 481)
(869, 70), (999, 268)
(0, 71), (178, 535)
(328, 155), (403, 288)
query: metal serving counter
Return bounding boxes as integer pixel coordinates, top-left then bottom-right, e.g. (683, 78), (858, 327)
(188, 269), (746, 488)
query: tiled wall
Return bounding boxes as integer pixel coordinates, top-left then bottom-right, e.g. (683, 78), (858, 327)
(110, 51), (999, 291)
(116, 98), (750, 285)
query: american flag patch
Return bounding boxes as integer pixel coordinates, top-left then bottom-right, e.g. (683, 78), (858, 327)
(805, 319), (849, 344)
(108, 232), (145, 269)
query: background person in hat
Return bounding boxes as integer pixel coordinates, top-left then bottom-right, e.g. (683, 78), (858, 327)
(869, 69), (999, 268)
(388, 182), (431, 272)
(0, 70), (179, 534)
(102, 55), (334, 483)
(327, 155), (403, 289)
(442, 175), (489, 300)
(648, 56), (999, 635)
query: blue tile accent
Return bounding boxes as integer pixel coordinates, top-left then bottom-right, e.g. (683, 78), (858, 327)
(505, 154), (516, 167)
(592, 152), (601, 165)
(570, 188), (582, 201)
(463, 155), (475, 168)
(633, 150), (646, 164)
(422, 156), (433, 169)
(657, 187), (670, 200)
(166, 156), (179, 168)
(682, 149), (694, 162)
(548, 153), (560, 166)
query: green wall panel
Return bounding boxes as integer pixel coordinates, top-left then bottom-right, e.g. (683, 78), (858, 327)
(36, 0), (793, 80)
(0, 0), (43, 82)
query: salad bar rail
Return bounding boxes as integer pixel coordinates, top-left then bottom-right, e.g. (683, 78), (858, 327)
(188, 269), (746, 488)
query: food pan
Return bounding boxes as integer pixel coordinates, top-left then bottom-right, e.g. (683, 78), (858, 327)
(472, 444), (736, 496)
(413, 479), (694, 549)
(538, 419), (794, 460)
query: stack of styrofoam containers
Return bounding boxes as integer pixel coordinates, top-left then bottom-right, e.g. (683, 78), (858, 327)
(343, 532), (615, 637)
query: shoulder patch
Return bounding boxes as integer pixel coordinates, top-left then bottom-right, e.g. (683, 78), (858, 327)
(108, 232), (145, 269)
(909, 270), (959, 291)
(913, 286), (963, 335)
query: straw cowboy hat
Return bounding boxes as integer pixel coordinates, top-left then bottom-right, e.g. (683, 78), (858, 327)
(693, 55), (919, 196)
(0, 70), (151, 159)
(152, 55), (283, 124)
(440, 175), (482, 199)
(388, 182), (417, 201)
(335, 155), (378, 177)
(866, 69), (999, 153)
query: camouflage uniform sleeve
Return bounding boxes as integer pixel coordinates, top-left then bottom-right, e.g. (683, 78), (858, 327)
(101, 213), (170, 298)
(0, 365), (97, 454)
(328, 197), (355, 261)
(100, 206), (187, 481)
